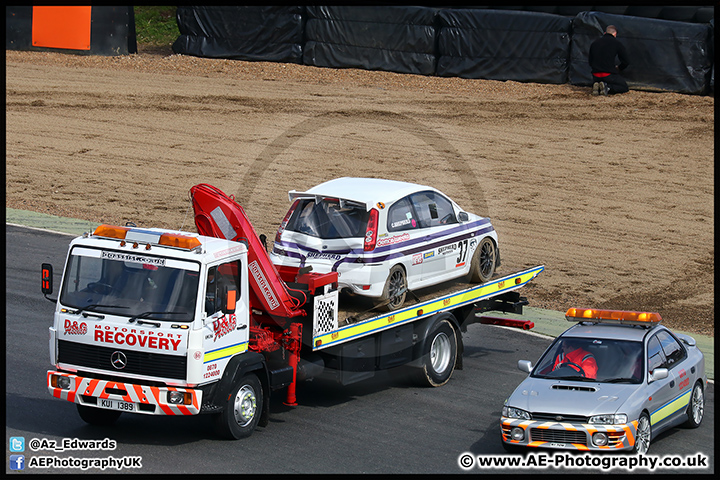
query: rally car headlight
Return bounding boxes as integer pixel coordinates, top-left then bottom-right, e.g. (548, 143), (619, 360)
(502, 405), (531, 420)
(589, 414), (628, 425)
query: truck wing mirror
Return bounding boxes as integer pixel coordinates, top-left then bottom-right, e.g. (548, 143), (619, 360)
(458, 212), (469, 222)
(41, 263), (58, 303)
(42, 263), (53, 294)
(222, 286), (237, 315)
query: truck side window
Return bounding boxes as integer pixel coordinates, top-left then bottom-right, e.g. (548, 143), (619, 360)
(205, 266), (218, 316)
(205, 261), (241, 316)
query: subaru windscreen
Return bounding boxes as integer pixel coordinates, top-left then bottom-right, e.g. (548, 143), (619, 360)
(532, 337), (644, 384)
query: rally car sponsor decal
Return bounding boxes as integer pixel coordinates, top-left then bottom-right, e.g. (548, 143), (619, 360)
(376, 233), (411, 247)
(306, 252), (343, 261)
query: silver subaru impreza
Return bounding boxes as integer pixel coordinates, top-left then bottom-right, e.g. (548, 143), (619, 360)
(501, 308), (706, 454)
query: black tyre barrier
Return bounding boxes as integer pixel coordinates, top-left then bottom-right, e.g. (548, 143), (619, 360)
(694, 7), (714, 24)
(558, 6), (594, 17)
(593, 6), (629, 15)
(624, 6), (665, 19)
(660, 6), (701, 23)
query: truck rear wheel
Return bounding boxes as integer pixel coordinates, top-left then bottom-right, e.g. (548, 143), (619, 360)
(411, 319), (457, 387)
(77, 404), (121, 426)
(214, 373), (262, 440)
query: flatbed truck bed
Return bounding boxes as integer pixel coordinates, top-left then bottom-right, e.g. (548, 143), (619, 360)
(311, 265), (544, 350)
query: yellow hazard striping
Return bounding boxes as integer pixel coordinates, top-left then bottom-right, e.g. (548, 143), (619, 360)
(313, 265), (544, 350)
(204, 341), (248, 363)
(650, 388), (691, 425)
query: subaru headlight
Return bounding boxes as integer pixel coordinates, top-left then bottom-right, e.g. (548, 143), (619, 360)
(502, 405), (531, 420)
(589, 413), (628, 425)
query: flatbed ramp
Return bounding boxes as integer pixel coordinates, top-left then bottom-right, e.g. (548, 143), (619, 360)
(312, 265), (544, 351)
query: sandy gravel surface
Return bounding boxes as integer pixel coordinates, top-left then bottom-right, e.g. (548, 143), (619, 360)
(5, 48), (714, 335)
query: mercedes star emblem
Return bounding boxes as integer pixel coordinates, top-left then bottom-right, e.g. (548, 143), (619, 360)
(111, 351), (128, 370)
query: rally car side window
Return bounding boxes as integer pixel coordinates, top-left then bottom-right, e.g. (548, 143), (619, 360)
(387, 197), (418, 232)
(410, 191), (457, 228)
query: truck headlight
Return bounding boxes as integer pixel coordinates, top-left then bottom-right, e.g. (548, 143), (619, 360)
(589, 414), (628, 425)
(502, 405), (531, 420)
(167, 391), (191, 405)
(51, 374), (71, 390)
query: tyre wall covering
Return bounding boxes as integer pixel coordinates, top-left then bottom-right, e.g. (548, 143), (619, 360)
(6, 6), (136, 55)
(6, 6), (715, 95)
(709, 19), (714, 91)
(569, 11), (713, 95)
(172, 6), (304, 63)
(436, 9), (572, 84)
(303, 6), (438, 75)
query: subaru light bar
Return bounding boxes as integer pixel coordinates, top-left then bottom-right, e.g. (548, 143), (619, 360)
(565, 308), (662, 326)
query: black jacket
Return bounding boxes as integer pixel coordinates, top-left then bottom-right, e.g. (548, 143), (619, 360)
(588, 33), (629, 74)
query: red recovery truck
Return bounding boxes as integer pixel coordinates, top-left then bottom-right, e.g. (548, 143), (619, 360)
(44, 183), (544, 439)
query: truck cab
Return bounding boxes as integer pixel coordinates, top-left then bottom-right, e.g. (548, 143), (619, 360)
(45, 224), (268, 436)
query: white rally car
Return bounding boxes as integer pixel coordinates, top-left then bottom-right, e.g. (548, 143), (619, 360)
(270, 177), (500, 310)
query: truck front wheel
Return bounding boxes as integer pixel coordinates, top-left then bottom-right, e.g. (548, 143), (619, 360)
(214, 373), (263, 439)
(411, 319), (457, 387)
(77, 405), (121, 426)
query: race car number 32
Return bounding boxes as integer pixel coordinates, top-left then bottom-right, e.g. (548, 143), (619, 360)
(99, 399), (135, 412)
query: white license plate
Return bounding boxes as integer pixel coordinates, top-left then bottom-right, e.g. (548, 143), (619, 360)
(549, 442), (567, 448)
(98, 399), (135, 412)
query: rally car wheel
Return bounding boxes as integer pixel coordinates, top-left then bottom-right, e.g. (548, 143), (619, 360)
(77, 404), (121, 426)
(411, 319), (457, 387)
(469, 237), (496, 283)
(214, 373), (262, 439)
(683, 381), (704, 428)
(380, 265), (407, 311)
(632, 413), (651, 454)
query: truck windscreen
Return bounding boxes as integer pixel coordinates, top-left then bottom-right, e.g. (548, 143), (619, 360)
(60, 247), (200, 321)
